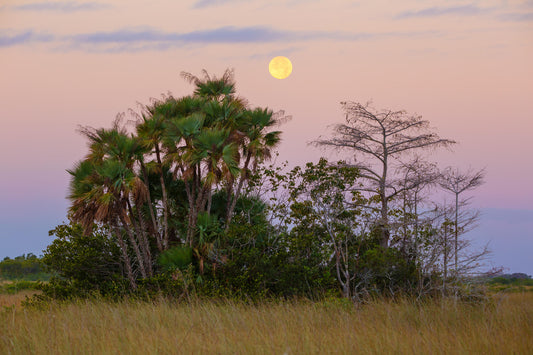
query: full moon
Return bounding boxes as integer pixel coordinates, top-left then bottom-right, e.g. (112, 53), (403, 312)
(269, 56), (292, 79)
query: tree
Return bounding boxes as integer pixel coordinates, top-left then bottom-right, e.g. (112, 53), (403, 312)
(395, 156), (440, 259)
(68, 123), (154, 287)
(438, 167), (485, 273)
(136, 107), (171, 251)
(286, 159), (364, 298)
(313, 101), (455, 248)
(43, 222), (123, 291)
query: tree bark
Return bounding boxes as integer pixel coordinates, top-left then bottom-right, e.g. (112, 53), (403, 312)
(113, 225), (136, 290)
(155, 144), (170, 250)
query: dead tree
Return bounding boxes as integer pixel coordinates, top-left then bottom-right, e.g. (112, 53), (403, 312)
(396, 157), (440, 258)
(439, 167), (485, 273)
(313, 101), (455, 248)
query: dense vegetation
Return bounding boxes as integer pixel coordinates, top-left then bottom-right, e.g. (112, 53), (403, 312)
(0, 254), (49, 281)
(35, 69), (491, 303)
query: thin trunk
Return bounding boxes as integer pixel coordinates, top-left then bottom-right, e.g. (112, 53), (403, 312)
(141, 162), (163, 252)
(443, 222), (448, 296)
(379, 184), (389, 248)
(380, 141), (389, 248)
(185, 181), (195, 246)
(454, 192), (459, 274)
(127, 199), (152, 277)
(414, 191), (419, 251)
(113, 225), (136, 290)
(186, 165), (201, 246)
(206, 188), (212, 216)
(135, 203), (153, 277)
(225, 177), (234, 224)
(155, 144), (169, 250)
(226, 152), (251, 230)
(119, 214), (147, 278)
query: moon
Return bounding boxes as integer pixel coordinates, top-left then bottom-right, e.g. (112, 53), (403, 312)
(269, 56), (292, 79)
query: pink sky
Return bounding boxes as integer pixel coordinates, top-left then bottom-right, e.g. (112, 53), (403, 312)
(1, 0), (532, 272)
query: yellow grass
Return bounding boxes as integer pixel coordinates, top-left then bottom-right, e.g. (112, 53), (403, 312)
(1, 293), (532, 354)
(0, 290), (39, 309)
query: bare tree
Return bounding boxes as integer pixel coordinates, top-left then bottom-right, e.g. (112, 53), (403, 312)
(415, 198), (489, 297)
(313, 101), (455, 248)
(439, 167), (485, 273)
(395, 156), (440, 256)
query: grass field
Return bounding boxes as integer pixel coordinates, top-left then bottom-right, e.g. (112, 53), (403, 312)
(1, 292), (532, 354)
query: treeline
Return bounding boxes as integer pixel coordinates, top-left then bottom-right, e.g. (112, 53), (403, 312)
(39, 70), (489, 302)
(0, 254), (50, 281)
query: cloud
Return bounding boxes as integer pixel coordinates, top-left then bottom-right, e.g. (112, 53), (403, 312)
(498, 12), (533, 21)
(70, 26), (376, 47)
(10, 1), (110, 12)
(0, 26), (437, 52)
(72, 27), (292, 44)
(396, 5), (486, 19)
(0, 30), (54, 47)
(192, 0), (236, 9)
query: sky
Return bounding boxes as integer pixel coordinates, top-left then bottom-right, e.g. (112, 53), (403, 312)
(1, 0), (532, 274)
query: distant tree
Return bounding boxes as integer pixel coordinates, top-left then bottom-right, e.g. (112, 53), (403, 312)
(0, 254), (49, 281)
(439, 167), (485, 273)
(313, 101), (455, 248)
(395, 156), (440, 258)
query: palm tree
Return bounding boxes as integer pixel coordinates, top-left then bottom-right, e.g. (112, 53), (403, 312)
(180, 68), (237, 102)
(68, 158), (138, 288)
(224, 107), (283, 228)
(136, 107), (171, 251)
(70, 124), (153, 280)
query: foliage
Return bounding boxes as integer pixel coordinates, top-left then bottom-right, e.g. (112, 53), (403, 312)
(157, 246), (193, 272)
(0, 280), (41, 294)
(0, 254), (50, 281)
(36, 71), (491, 303)
(40, 222), (126, 299)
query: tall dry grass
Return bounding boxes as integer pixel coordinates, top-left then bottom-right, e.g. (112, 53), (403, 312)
(1, 293), (532, 354)
(0, 290), (38, 309)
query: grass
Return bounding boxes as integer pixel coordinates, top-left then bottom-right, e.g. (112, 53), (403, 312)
(1, 292), (532, 354)
(0, 280), (41, 294)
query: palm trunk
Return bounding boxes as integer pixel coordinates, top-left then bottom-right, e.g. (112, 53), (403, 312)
(186, 165), (202, 246)
(113, 225), (136, 290)
(129, 200), (153, 277)
(226, 152), (251, 230)
(140, 162), (163, 252)
(155, 144), (170, 250)
(119, 214), (147, 278)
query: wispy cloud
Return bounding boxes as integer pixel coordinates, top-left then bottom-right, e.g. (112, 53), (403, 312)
(0, 30), (54, 47)
(396, 5), (487, 19)
(192, 0), (236, 9)
(9, 1), (110, 12)
(396, 4), (533, 23)
(0, 26), (437, 52)
(191, 0), (320, 8)
(498, 12), (533, 22)
(71, 27), (292, 44)
(69, 26), (377, 48)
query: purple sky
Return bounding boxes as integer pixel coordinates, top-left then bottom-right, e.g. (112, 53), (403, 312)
(1, 0), (532, 274)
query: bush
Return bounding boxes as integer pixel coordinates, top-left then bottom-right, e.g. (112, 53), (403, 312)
(41, 222), (125, 299)
(0, 280), (41, 294)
